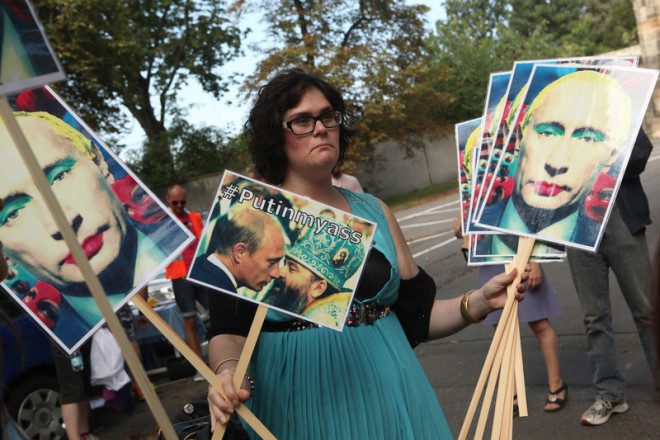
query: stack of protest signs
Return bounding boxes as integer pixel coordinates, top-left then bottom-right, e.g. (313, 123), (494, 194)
(455, 56), (658, 439)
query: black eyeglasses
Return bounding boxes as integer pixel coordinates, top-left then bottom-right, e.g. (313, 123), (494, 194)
(282, 110), (343, 135)
(170, 200), (186, 206)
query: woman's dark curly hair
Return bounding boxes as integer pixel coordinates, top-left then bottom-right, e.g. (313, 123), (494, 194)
(246, 68), (357, 185)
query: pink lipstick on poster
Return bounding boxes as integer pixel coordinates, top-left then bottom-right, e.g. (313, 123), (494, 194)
(63, 232), (104, 264)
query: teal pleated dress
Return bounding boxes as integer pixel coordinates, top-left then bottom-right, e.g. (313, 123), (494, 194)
(245, 189), (453, 439)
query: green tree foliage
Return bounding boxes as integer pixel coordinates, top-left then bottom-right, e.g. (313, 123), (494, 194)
(431, 0), (638, 121)
(428, 2), (559, 121)
(239, 0), (452, 166)
(32, 0), (243, 187)
(508, 0), (586, 39)
(168, 119), (251, 180)
(509, 0), (638, 53)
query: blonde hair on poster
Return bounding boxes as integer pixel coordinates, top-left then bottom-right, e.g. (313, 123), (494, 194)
(520, 70), (632, 152)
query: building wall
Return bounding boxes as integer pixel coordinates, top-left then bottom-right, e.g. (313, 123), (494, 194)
(356, 134), (456, 199)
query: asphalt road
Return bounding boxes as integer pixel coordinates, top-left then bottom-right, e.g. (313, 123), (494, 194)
(94, 140), (660, 439)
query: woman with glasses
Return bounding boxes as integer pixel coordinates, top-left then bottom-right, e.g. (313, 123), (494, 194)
(206, 69), (529, 439)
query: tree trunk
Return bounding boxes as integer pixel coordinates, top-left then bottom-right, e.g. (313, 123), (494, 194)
(124, 75), (177, 188)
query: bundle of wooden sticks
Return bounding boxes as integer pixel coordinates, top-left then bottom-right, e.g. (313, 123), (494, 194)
(459, 237), (535, 440)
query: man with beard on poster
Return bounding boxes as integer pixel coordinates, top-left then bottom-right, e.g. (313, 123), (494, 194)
(263, 221), (364, 328)
(483, 70), (631, 248)
(0, 111), (180, 347)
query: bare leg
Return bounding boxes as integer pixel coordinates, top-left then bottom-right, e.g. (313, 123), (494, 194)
(78, 403), (89, 437)
(61, 401), (89, 440)
(528, 318), (565, 410)
(183, 315), (203, 359)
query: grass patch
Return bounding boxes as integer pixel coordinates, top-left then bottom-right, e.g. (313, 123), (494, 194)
(385, 180), (458, 212)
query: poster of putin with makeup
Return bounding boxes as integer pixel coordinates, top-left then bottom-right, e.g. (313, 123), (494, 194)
(476, 65), (658, 252)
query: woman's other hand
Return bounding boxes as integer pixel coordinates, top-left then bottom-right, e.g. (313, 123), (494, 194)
(478, 265), (530, 313)
(207, 369), (252, 431)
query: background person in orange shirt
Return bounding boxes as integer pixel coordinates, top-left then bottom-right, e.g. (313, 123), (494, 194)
(165, 185), (209, 370)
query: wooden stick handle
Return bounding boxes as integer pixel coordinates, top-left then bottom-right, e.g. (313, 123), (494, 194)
(504, 237), (534, 422)
(513, 316), (528, 417)
(233, 305), (267, 388)
(458, 270), (519, 439)
(496, 237), (535, 438)
(458, 295), (515, 438)
(212, 305), (268, 440)
(0, 98), (180, 440)
(493, 237), (534, 438)
(490, 303), (517, 440)
(474, 300), (517, 440)
(132, 297), (276, 439)
(459, 238), (534, 439)
(499, 323), (516, 440)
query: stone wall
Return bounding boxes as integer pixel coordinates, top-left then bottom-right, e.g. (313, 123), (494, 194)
(355, 135), (456, 199)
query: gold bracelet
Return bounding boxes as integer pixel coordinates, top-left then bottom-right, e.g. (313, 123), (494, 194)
(460, 290), (485, 324)
(214, 357), (239, 375)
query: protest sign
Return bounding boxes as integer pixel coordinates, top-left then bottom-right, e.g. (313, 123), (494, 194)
(476, 64), (658, 251)
(456, 116), (566, 266)
(0, 86), (193, 354)
(189, 170), (376, 331)
(468, 71), (511, 233)
(460, 56), (652, 440)
(473, 56), (638, 221)
(0, 0), (64, 95)
(455, 117), (481, 236)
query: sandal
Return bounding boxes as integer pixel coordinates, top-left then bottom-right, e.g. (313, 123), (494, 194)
(544, 383), (568, 412)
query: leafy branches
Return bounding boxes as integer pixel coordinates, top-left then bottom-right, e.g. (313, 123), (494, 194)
(428, 0), (638, 122)
(242, 0), (449, 167)
(33, 0), (243, 187)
